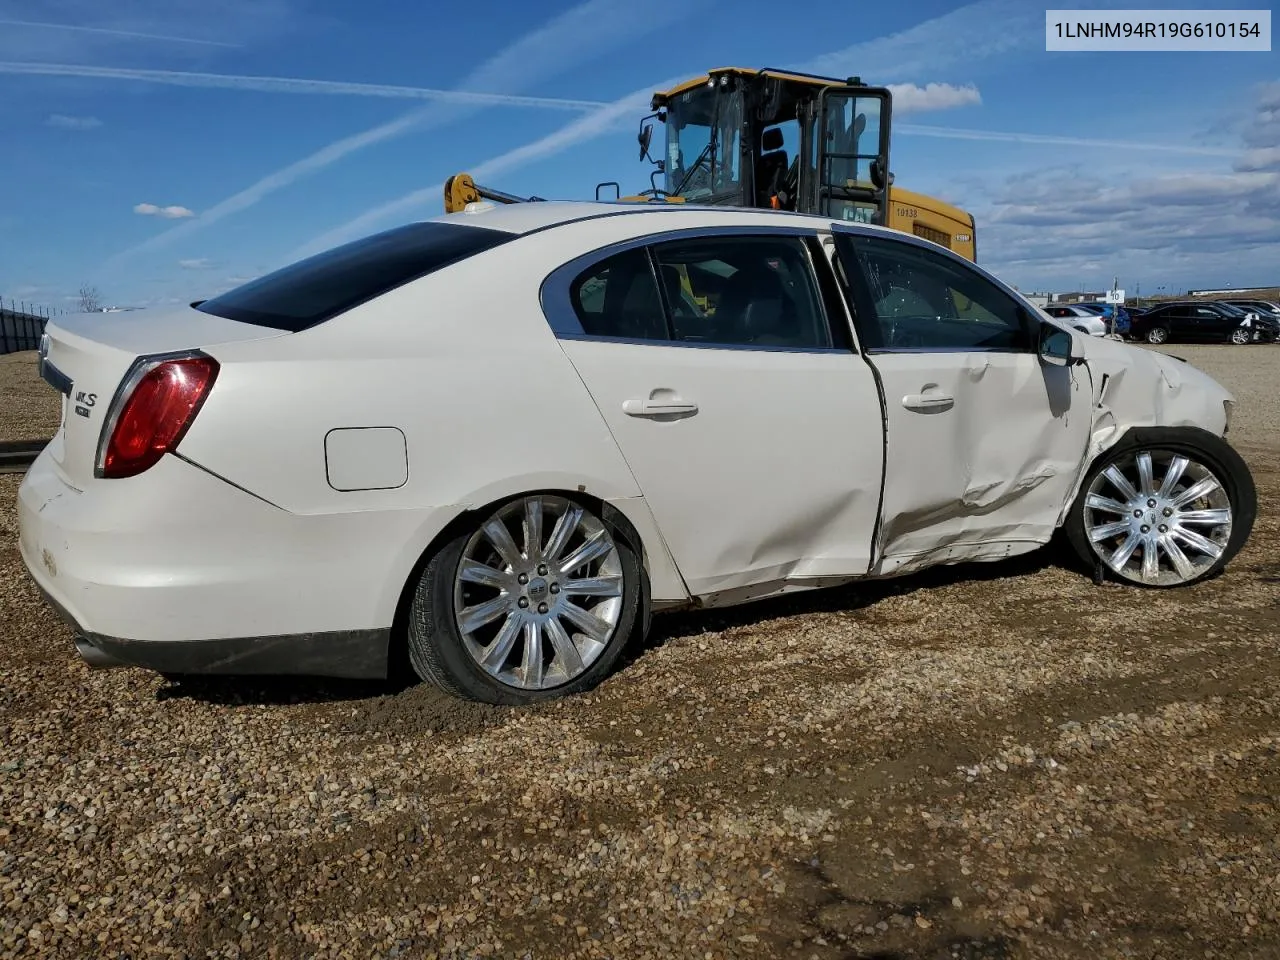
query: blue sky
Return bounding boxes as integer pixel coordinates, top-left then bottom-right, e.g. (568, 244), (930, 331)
(0, 0), (1276, 311)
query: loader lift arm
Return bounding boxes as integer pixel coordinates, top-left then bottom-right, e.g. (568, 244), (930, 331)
(443, 173), (545, 214)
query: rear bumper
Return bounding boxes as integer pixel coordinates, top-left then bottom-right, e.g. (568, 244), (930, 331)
(17, 448), (454, 679)
(30, 576), (388, 677)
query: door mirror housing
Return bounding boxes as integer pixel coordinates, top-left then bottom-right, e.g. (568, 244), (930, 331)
(638, 122), (654, 162)
(1039, 322), (1080, 366)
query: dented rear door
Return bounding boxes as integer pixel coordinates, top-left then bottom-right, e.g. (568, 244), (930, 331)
(831, 229), (1093, 573)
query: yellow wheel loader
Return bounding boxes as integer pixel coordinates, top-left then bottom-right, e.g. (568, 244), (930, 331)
(444, 67), (977, 262)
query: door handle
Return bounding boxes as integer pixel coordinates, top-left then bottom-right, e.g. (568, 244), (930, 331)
(623, 397), (699, 418)
(902, 392), (954, 412)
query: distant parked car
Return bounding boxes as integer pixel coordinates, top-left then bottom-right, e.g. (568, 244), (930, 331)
(1215, 302), (1280, 342)
(1222, 298), (1280, 322)
(1220, 300), (1280, 341)
(1127, 301), (1260, 345)
(1042, 304), (1107, 337)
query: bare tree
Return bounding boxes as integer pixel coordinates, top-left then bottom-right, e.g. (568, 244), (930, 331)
(77, 285), (102, 313)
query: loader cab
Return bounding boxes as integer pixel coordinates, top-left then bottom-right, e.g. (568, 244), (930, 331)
(646, 68), (893, 225)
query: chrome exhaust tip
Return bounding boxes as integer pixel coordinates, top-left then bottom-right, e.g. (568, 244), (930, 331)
(74, 635), (128, 669)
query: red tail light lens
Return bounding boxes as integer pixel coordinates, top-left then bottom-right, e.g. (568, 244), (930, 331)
(98, 354), (219, 479)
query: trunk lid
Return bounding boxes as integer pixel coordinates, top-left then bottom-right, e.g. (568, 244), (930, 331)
(39, 306), (286, 486)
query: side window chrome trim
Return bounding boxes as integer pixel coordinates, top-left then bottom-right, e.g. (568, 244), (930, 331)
(863, 346), (1030, 356)
(539, 223), (831, 342)
(556, 333), (849, 355)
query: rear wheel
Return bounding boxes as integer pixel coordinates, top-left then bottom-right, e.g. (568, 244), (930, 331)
(1065, 429), (1256, 588)
(1145, 326), (1168, 345)
(406, 494), (642, 704)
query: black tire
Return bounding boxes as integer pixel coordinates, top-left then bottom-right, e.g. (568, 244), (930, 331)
(1064, 426), (1257, 588)
(405, 494), (643, 705)
(1145, 326), (1168, 345)
(1230, 327), (1251, 345)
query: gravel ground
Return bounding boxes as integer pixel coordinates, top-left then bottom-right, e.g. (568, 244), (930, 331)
(1, 344), (1277, 959)
(0, 354), (59, 444)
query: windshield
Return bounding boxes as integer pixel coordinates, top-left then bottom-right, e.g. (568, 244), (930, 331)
(663, 85), (743, 202)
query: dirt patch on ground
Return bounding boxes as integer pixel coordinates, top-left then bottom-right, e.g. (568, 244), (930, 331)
(0, 344), (1277, 959)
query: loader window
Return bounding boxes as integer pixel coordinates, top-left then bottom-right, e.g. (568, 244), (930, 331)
(196, 221), (513, 332)
(664, 86), (744, 202)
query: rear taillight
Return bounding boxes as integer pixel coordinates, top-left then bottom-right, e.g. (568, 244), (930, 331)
(95, 353), (219, 479)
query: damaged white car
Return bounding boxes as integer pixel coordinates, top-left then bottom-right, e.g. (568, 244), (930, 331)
(18, 202), (1258, 704)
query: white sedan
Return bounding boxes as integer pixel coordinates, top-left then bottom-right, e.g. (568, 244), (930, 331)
(18, 201), (1258, 704)
(1041, 303), (1109, 336)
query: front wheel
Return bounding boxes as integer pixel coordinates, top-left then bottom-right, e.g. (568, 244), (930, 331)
(1145, 326), (1169, 345)
(405, 494), (642, 704)
(1065, 429), (1257, 588)
(1230, 327), (1251, 345)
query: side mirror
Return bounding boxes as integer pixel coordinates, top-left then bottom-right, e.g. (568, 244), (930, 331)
(638, 123), (654, 162)
(1039, 322), (1079, 367)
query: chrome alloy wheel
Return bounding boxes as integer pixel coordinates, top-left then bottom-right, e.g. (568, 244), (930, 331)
(1231, 326), (1251, 344)
(453, 496), (624, 690)
(1083, 450), (1232, 586)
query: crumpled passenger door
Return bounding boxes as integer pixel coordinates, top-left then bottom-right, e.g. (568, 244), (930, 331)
(830, 230), (1093, 575)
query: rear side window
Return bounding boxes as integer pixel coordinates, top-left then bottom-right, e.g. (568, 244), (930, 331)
(196, 222), (514, 332)
(652, 236), (832, 349)
(563, 235), (835, 350)
(569, 248), (667, 341)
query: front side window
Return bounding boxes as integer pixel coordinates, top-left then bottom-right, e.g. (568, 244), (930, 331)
(197, 222), (513, 332)
(835, 233), (1033, 351)
(651, 236), (832, 349)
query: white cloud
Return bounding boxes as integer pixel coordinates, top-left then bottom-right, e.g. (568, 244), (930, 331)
(803, 0), (1038, 82)
(957, 81), (1280, 289)
(1238, 147), (1280, 172)
(94, 0), (701, 276)
(135, 203), (195, 219)
(888, 83), (981, 114)
(45, 113), (102, 130)
(178, 258), (213, 269)
(0, 1), (297, 62)
(289, 79), (673, 260)
(0, 17), (237, 48)
(895, 123), (1238, 157)
(302, 1), (1021, 248)
(0, 61), (601, 111)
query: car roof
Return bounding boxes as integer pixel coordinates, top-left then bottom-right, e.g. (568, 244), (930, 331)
(423, 199), (896, 238)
